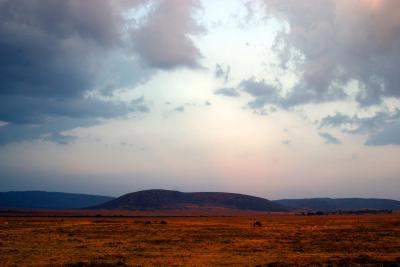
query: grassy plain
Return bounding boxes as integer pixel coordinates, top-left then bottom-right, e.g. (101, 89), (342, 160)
(0, 213), (399, 266)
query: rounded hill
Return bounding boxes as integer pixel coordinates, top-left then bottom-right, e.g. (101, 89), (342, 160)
(92, 189), (287, 212)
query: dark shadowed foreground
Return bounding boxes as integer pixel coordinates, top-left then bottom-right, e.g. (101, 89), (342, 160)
(0, 213), (399, 266)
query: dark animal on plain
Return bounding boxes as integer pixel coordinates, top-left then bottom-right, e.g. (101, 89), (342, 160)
(160, 220), (167, 225)
(253, 221), (262, 227)
(144, 221), (152, 225)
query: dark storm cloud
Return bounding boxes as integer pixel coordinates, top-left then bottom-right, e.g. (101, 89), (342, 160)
(0, 0), (143, 125)
(0, 95), (149, 124)
(0, 117), (93, 145)
(319, 132), (341, 145)
(0, 0), (203, 144)
(0, 0), (122, 98)
(0, 96), (148, 145)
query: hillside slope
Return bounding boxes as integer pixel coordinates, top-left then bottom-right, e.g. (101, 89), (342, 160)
(0, 191), (114, 210)
(93, 189), (287, 212)
(274, 198), (400, 211)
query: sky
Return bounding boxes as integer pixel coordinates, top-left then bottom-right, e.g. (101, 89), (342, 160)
(0, 0), (399, 200)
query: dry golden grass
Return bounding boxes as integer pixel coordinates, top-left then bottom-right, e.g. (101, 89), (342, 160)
(0, 213), (399, 266)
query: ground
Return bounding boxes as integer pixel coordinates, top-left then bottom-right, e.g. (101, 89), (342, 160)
(0, 213), (399, 266)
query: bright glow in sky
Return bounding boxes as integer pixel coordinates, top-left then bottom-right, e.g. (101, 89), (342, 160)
(0, 0), (399, 200)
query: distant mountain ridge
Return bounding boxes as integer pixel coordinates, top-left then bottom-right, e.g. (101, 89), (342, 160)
(274, 198), (400, 211)
(92, 189), (287, 212)
(0, 191), (114, 210)
(1, 190), (399, 212)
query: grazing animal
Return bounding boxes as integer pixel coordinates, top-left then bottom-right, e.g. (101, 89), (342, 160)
(253, 221), (262, 227)
(160, 220), (167, 225)
(144, 221), (152, 225)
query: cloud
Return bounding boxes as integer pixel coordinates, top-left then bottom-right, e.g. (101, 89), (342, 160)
(214, 87), (240, 97)
(319, 132), (341, 145)
(131, 0), (204, 69)
(319, 110), (400, 145)
(240, 78), (281, 109)
(214, 64), (230, 83)
(0, 96), (149, 124)
(0, 117), (93, 145)
(346, 111), (400, 135)
(0, 96), (149, 145)
(0, 0), (202, 144)
(216, 1), (400, 146)
(365, 122), (400, 146)
(170, 100), (211, 113)
(174, 105), (185, 112)
(241, 79), (279, 97)
(233, 0), (400, 109)
(319, 113), (354, 129)
(237, 77), (343, 110)
(263, 0), (400, 107)
(43, 132), (77, 145)
(319, 110), (400, 134)
(0, 0), (144, 134)
(282, 139), (291, 145)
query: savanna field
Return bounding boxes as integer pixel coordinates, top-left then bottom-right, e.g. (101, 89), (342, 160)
(1, 213), (400, 266)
